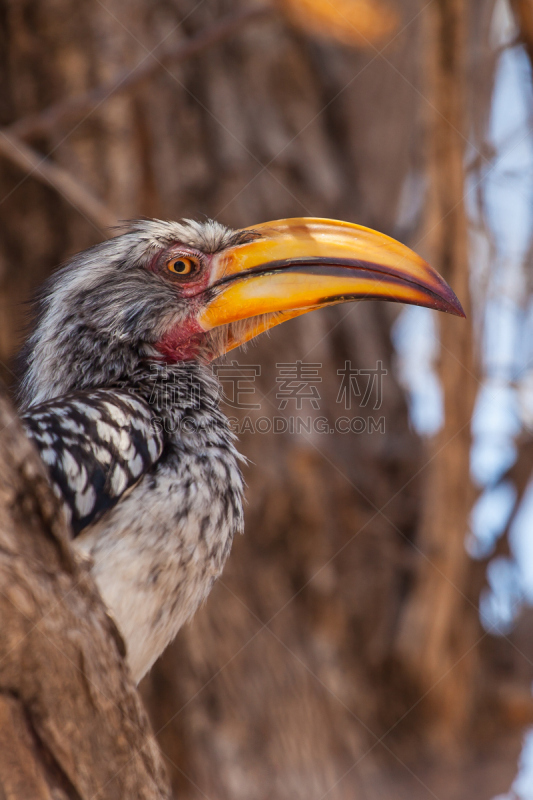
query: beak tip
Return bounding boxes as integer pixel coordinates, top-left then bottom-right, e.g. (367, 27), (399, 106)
(443, 290), (466, 319)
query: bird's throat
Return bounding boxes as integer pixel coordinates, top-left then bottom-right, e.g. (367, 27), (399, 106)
(155, 318), (207, 363)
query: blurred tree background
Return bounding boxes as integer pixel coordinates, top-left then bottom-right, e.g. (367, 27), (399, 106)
(1, 0), (533, 798)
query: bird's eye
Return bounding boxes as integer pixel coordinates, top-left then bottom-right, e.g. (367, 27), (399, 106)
(167, 256), (198, 276)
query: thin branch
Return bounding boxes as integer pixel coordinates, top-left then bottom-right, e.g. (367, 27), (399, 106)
(6, 6), (271, 142)
(0, 131), (117, 231)
(0, 7), (271, 232)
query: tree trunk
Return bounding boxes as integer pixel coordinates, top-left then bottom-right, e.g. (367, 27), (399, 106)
(0, 385), (170, 799)
(394, 0), (479, 747)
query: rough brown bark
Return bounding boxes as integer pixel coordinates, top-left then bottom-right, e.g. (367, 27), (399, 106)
(0, 386), (170, 799)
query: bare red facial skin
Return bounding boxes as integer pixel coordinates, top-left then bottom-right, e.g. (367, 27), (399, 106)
(148, 244), (218, 362)
(154, 318), (208, 363)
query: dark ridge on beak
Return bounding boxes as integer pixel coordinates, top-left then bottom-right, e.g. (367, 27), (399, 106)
(213, 258), (466, 318)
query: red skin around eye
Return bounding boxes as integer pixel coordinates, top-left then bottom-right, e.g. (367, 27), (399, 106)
(149, 246), (215, 361)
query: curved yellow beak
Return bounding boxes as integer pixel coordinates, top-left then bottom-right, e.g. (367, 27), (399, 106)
(198, 217), (464, 353)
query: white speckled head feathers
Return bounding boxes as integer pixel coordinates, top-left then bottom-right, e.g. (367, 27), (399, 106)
(18, 219), (246, 408)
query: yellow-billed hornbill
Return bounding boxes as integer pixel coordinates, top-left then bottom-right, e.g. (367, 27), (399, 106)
(19, 217), (463, 683)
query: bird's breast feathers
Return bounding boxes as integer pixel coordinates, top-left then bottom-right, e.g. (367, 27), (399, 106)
(77, 450), (242, 681)
(22, 384), (244, 682)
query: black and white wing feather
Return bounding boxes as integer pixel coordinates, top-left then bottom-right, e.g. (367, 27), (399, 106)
(22, 389), (164, 536)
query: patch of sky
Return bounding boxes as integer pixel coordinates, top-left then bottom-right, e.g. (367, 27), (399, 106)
(484, 46), (533, 268)
(471, 380), (520, 486)
(480, 556), (523, 634)
(510, 482), (533, 604)
(466, 480), (516, 558)
(392, 306), (443, 437)
(478, 33), (533, 641)
(495, 729), (533, 800)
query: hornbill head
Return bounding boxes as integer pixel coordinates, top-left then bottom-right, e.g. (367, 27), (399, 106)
(21, 217), (464, 406)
